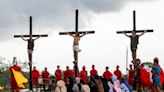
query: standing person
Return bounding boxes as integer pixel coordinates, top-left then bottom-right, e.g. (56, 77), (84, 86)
(32, 66), (40, 91)
(64, 66), (74, 92)
(79, 66), (89, 84)
(127, 64), (135, 87)
(90, 65), (98, 77)
(55, 65), (62, 81)
(124, 31), (145, 60)
(152, 57), (161, 92)
(79, 66), (88, 77)
(114, 65), (122, 80)
(21, 35), (40, 62)
(64, 66), (70, 83)
(103, 66), (113, 81)
(10, 57), (22, 92)
(42, 67), (50, 90)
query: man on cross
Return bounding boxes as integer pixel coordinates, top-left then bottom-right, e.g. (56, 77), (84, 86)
(124, 31), (145, 60)
(21, 35), (40, 62)
(69, 32), (86, 52)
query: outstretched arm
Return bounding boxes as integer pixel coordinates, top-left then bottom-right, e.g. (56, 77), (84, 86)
(138, 31), (146, 36)
(124, 32), (130, 37)
(68, 33), (75, 37)
(21, 36), (28, 41)
(80, 33), (87, 38)
(33, 35), (41, 40)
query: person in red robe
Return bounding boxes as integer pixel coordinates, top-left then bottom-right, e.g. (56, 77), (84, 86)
(79, 66), (89, 84)
(79, 66), (88, 76)
(10, 57), (22, 92)
(127, 64), (135, 86)
(32, 66), (40, 88)
(64, 66), (74, 82)
(42, 67), (50, 84)
(140, 64), (153, 88)
(55, 65), (62, 81)
(90, 65), (98, 77)
(103, 66), (113, 81)
(114, 65), (122, 80)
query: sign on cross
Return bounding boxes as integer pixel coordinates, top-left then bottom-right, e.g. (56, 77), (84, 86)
(14, 16), (48, 90)
(116, 10), (153, 60)
(59, 9), (95, 77)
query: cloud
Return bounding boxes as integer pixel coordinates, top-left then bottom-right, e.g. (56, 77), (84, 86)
(0, 0), (156, 41)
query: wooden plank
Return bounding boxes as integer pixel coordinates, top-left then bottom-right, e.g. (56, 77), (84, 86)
(14, 35), (48, 37)
(116, 29), (153, 34)
(59, 31), (95, 35)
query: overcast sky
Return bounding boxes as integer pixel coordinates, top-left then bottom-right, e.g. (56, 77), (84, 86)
(0, 0), (163, 75)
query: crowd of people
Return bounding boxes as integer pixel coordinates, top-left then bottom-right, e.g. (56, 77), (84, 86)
(8, 57), (164, 92)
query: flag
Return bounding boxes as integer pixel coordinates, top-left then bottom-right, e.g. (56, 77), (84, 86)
(11, 68), (28, 88)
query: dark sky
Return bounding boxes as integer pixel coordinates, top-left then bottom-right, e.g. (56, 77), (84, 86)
(0, 0), (155, 41)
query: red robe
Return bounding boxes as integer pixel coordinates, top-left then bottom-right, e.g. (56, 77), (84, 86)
(42, 70), (50, 84)
(64, 69), (74, 82)
(90, 69), (98, 76)
(10, 65), (22, 90)
(55, 69), (62, 81)
(128, 69), (134, 85)
(79, 70), (88, 77)
(140, 66), (153, 87)
(114, 70), (122, 80)
(32, 69), (40, 85)
(103, 70), (113, 80)
(160, 67), (164, 86)
(78, 70), (88, 84)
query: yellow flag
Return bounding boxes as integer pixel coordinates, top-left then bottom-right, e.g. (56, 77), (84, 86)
(12, 68), (28, 88)
(0, 86), (4, 90)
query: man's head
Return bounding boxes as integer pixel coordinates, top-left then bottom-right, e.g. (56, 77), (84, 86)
(132, 31), (136, 36)
(82, 66), (86, 70)
(57, 65), (60, 69)
(116, 65), (119, 70)
(29, 35), (32, 40)
(33, 66), (36, 70)
(66, 66), (69, 70)
(75, 32), (79, 36)
(106, 66), (109, 71)
(92, 65), (95, 69)
(45, 67), (47, 71)
(129, 64), (133, 69)
(154, 57), (159, 64)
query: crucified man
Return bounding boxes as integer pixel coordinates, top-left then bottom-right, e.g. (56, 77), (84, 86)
(124, 31), (145, 60)
(69, 32), (86, 53)
(21, 35), (40, 62)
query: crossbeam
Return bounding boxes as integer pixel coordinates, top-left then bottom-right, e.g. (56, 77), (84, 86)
(117, 29), (153, 34)
(59, 31), (95, 35)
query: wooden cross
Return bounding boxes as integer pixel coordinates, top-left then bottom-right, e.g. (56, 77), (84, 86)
(59, 9), (95, 77)
(14, 16), (48, 90)
(116, 10), (153, 61)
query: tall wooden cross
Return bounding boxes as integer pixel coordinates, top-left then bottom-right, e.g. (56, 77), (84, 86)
(14, 16), (48, 90)
(116, 10), (153, 60)
(59, 9), (95, 77)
